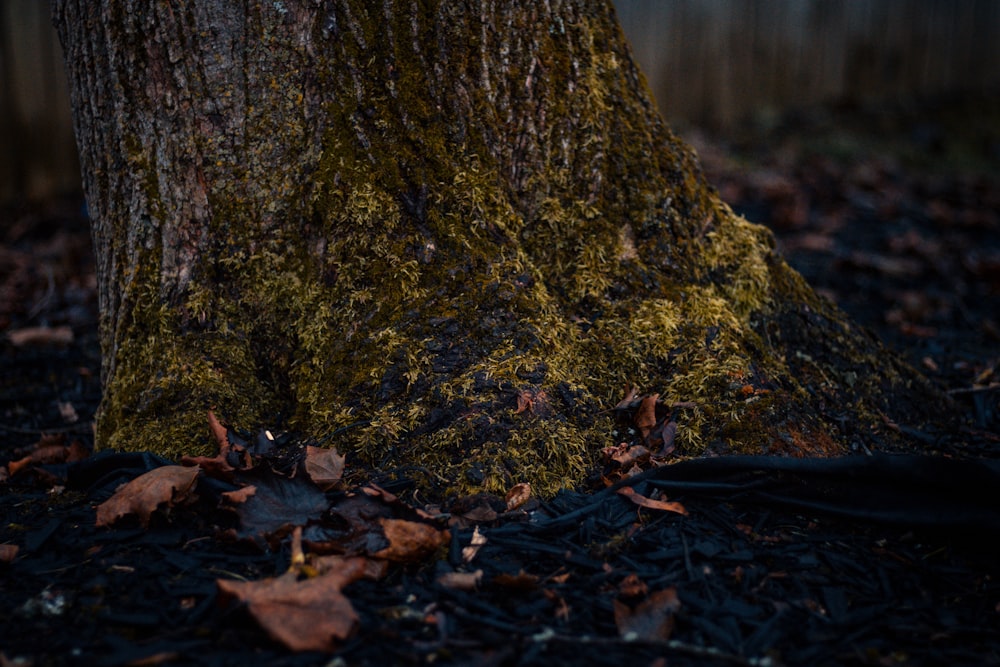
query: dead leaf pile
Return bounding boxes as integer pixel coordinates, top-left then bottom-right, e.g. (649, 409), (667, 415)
(603, 386), (691, 483)
(89, 412), (452, 652)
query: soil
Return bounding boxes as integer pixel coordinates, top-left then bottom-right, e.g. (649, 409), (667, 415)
(2, 94), (999, 666)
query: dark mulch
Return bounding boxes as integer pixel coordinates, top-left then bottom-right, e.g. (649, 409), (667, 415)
(3, 96), (999, 666)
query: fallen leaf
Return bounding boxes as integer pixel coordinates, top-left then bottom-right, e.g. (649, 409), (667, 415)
(617, 486), (687, 515)
(304, 485), (447, 558)
(617, 573), (649, 599)
(8, 447), (64, 476)
(447, 492), (504, 527)
(634, 394), (659, 438)
(373, 518), (449, 562)
(6, 434), (87, 476)
(505, 482), (531, 511)
(650, 420), (677, 457)
(613, 587), (681, 641)
(303, 445), (345, 491)
(180, 412), (241, 479)
(96, 465), (200, 527)
(207, 410), (229, 451)
(303, 493), (395, 555)
(216, 557), (368, 652)
(229, 467), (328, 541)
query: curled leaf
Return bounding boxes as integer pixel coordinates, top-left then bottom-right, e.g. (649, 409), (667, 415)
(304, 445), (345, 491)
(216, 557), (368, 652)
(617, 486), (687, 515)
(374, 518), (450, 562)
(505, 482), (532, 511)
(634, 394), (659, 438)
(96, 465), (200, 527)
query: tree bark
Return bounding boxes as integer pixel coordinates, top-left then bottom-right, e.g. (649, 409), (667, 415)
(54, 0), (938, 495)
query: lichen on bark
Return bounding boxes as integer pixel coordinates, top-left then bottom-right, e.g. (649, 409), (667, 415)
(55, 0), (941, 496)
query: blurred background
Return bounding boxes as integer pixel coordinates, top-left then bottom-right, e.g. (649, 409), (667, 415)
(3, 0), (1000, 204)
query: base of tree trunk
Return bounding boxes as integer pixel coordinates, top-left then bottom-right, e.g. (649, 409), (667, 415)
(55, 0), (945, 496)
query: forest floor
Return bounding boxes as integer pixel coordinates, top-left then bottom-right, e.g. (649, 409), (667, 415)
(1, 94), (999, 666)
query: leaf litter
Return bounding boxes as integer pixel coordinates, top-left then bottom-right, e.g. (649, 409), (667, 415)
(4, 98), (1000, 664)
(89, 412), (452, 651)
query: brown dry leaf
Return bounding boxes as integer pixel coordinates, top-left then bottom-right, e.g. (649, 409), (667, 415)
(96, 465), (200, 527)
(505, 482), (532, 511)
(373, 518), (450, 562)
(207, 409), (229, 450)
(7, 434), (87, 476)
(180, 411), (240, 479)
(216, 557), (368, 653)
(634, 394), (659, 438)
(613, 587), (681, 641)
(617, 486), (687, 516)
(7, 325), (73, 347)
(0, 543), (19, 563)
(303, 445), (345, 491)
(180, 452), (235, 481)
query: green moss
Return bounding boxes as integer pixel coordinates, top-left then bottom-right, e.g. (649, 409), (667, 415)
(92, 0), (940, 498)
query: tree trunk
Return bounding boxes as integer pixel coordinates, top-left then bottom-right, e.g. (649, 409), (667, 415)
(54, 0), (937, 495)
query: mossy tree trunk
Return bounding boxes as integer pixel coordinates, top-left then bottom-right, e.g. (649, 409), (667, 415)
(54, 0), (936, 495)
